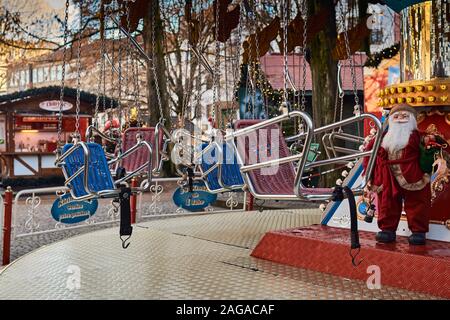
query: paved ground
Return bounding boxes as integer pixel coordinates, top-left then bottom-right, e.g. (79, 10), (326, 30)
(1, 182), (318, 262)
(0, 209), (440, 300)
(0, 182), (209, 261)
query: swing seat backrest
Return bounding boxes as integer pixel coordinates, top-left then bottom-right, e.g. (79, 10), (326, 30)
(234, 120), (297, 195)
(121, 127), (162, 173)
(61, 143), (115, 198)
(200, 142), (244, 192)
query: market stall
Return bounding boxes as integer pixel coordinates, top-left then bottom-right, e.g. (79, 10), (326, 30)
(0, 86), (114, 183)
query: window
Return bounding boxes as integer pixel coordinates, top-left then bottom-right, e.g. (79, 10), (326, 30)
(37, 68), (43, 83)
(20, 70), (27, 87)
(50, 66), (56, 81)
(43, 67), (49, 82)
(32, 68), (37, 83)
(57, 65), (63, 80)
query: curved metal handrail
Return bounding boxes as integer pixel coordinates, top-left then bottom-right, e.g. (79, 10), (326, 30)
(225, 110), (314, 200)
(295, 113), (383, 200)
(113, 138), (153, 191)
(224, 111), (382, 202)
(196, 138), (245, 194)
(86, 125), (119, 144)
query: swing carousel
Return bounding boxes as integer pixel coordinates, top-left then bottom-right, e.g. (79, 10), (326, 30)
(0, 0), (448, 300)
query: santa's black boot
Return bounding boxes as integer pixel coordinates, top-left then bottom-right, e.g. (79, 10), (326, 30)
(408, 233), (426, 245)
(375, 231), (396, 243)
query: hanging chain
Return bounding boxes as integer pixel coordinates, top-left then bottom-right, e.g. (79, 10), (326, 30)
(116, 2), (124, 135)
(57, 0), (70, 149)
(338, 65), (345, 123)
(194, 0), (206, 121)
(333, 61), (345, 125)
(74, 0), (84, 138)
(230, 3), (244, 121)
(134, 50), (142, 128)
(94, 3), (106, 131)
(101, 2), (108, 121)
(182, 0), (196, 124)
(338, 0), (359, 113)
(251, 0), (262, 118)
(224, 38), (230, 123)
(151, 0), (164, 122)
(194, 0), (203, 121)
(212, 0), (221, 124)
(282, 0), (289, 105)
(195, 56), (202, 120)
(124, 0), (131, 108)
(300, 0), (308, 112)
(108, 2), (117, 129)
(233, 3), (243, 92)
(182, 32), (192, 124)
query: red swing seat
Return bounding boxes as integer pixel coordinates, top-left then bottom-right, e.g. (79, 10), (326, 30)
(120, 127), (163, 173)
(234, 120), (332, 197)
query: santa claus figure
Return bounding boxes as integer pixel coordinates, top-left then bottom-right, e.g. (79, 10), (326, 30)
(364, 104), (431, 245)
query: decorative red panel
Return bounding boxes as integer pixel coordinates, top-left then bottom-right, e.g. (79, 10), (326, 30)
(251, 225), (450, 298)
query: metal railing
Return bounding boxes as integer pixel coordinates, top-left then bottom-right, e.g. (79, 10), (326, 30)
(11, 186), (117, 239)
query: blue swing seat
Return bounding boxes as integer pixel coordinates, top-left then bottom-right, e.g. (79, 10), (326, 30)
(61, 143), (116, 198)
(200, 142), (244, 192)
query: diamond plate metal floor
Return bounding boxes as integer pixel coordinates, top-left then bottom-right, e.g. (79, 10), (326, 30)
(0, 209), (441, 299)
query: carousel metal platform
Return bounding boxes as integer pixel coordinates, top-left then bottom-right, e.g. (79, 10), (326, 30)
(0, 209), (441, 300)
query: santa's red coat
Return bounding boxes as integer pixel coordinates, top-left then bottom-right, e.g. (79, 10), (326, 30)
(363, 130), (431, 233)
(365, 131), (426, 187)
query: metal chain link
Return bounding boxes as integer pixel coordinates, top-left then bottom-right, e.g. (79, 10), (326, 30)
(57, 0), (70, 149)
(182, 35), (192, 124)
(126, 1), (142, 129)
(338, 0), (359, 112)
(194, 0), (204, 121)
(74, 0), (84, 138)
(116, 6), (123, 133)
(252, 0), (264, 118)
(106, 3), (115, 128)
(282, 0), (289, 105)
(151, 0), (164, 122)
(230, 2), (244, 121)
(94, 7), (106, 130)
(134, 49), (142, 128)
(224, 38), (230, 120)
(335, 61), (345, 123)
(212, 0), (221, 123)
(300, 0), (308, 112)
(124, 0), (132, 105)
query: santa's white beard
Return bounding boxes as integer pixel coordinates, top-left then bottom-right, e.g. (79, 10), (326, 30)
(381, 116), (417, 153)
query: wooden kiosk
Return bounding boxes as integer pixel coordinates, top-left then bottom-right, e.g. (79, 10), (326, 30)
(0, 86), (114, 185)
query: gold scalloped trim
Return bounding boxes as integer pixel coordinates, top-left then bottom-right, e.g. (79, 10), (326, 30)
(378, 79), (450, 108)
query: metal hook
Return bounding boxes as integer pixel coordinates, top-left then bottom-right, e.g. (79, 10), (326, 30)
(120, 235), (131, 249)
(254, 199), (265, 212)
(350, 247), (363, 267)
